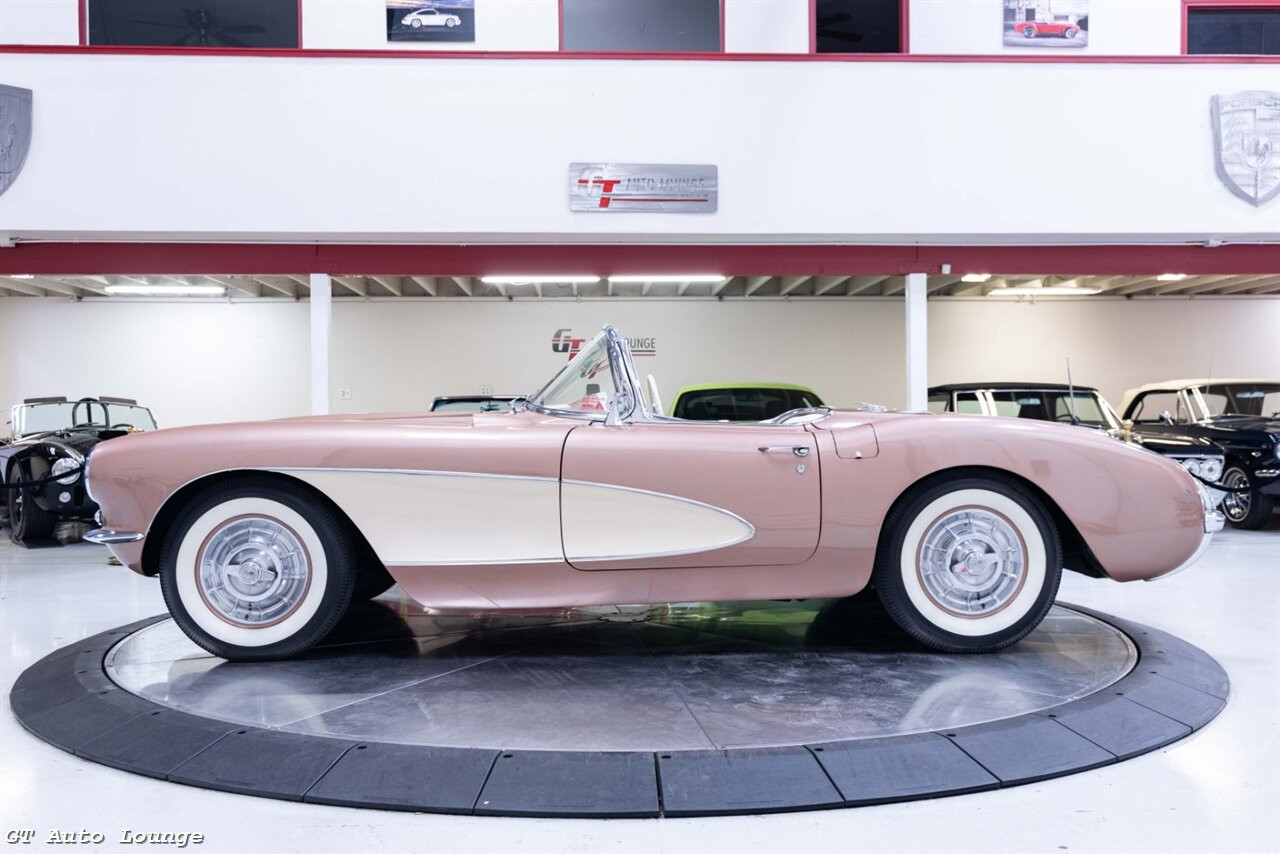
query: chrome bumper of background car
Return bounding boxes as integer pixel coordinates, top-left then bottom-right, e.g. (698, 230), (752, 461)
(83, 528), (144, 545)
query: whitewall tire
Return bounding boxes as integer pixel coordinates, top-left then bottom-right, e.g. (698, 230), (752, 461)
(159, 477), (356, 661)
(874, 474), (1062, 653)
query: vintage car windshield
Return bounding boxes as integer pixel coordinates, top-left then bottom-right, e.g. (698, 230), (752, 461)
(528, 331), (618, 417)
(1198, 383), (1280, 418)
(10, 401), (156, 437)
(102, 402), (157, 431)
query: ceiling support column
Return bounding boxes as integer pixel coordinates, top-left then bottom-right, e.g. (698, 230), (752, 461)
(309, 273), (332, 416)
(905, 272), (928, 412)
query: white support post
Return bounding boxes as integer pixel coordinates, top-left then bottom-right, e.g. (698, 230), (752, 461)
(904, 272), (928, 412)
(309, 273), (332, 415)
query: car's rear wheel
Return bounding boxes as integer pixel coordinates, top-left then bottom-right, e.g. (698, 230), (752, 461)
(159, 477), (356, 661)
(1222, 466), (1273, 530)
(6, 464), (57, 544)
(873, 474), (1062, 653)
(446, 17), (458, 27)
(1022, 26), (1036, 37)
(1065, 27), (1078, 38)
(409, 18), (422, 28)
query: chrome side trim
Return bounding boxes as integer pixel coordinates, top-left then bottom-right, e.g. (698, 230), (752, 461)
(384, 557), (563, 567)
(83, 528), (144, 545)
(267, 467), (559, 483)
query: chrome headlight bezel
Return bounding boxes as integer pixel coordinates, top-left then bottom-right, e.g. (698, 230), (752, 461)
(51, 456), (82, 485)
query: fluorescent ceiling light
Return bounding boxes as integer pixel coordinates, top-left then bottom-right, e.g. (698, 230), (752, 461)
(10, 274), (34, 279)
(480, 275), (600, 285)
(960, 273), (992, 283)
(105, 284), (226, 296)
(988, 282), (1101, 297)
(608, 275), (726, 283)
(1157, 273), (1188, 282)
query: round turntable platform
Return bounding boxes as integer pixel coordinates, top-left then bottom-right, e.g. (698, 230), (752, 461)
(11, 597), (1229, 817)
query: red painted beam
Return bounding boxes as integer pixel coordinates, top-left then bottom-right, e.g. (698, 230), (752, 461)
(0, 242), (1276, 276)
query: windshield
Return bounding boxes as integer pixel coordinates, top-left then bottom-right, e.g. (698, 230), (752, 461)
(528, 330), (618, 417)
(986, 390), (1118, 429)
(10, 400), (156, 437)
(1198, 383), (1280, 418)
(673, 387), (824, 422)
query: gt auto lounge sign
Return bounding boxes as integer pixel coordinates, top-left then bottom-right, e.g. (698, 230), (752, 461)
(552, 329), (656, 359)
(569, 163), (718, 212)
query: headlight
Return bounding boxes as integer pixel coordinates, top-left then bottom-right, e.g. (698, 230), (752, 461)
(1178, 456), (1224, 484)
(51, 457), (82, 485)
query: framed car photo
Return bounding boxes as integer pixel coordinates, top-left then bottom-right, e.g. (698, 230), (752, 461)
(387, 0), (475, 43)
(1003, 0), (1089, 48)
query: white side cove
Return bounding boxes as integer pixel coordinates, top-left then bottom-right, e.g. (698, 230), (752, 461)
(276, 469), (564, 565)
(561, 481), (755, 563)
(274, 469), (755, 566)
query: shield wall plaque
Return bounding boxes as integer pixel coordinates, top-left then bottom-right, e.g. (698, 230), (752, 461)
(0, 84), (33, 197)
(1211, 91), (1280, 207)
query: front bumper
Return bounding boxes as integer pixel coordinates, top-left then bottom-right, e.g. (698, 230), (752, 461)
(83, 528), (143, 545)
(1147, 503), (1224, 582)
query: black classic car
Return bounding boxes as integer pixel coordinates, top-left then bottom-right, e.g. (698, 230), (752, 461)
(1120, 380), (1279, 529)
(928, 382), (1228, 496)
(0, 396), (157, 543)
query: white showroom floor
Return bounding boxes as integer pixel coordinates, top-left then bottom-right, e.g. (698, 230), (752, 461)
(2, 523), (1278, 854)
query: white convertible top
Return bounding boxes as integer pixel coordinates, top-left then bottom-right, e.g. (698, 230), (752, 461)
(1119, 378), (1280, 416)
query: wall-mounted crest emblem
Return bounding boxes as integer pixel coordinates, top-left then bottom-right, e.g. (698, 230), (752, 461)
(1211, 91), (1280, 206)
(0, 84), (33, 197)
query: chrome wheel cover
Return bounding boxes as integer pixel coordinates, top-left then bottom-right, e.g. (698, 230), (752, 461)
(917, 508), (1027, 617)
(196, 516), (311, 627)
(1222, 470), (1251, 522)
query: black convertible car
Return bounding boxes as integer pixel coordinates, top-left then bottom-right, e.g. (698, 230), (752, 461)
(1120, 380), (1279, 529)
(1, 396), (157, 544)
(928, 382), (1228, 498)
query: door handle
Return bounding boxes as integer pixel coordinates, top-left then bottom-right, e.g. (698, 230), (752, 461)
(758, 445), (809, 457)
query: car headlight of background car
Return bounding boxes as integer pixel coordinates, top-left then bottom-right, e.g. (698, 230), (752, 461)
(1177, 456), (1224, 484)
(51, 454), (83, 484)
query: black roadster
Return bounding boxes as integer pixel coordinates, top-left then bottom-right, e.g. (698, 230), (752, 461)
(1, 397), (157, 544)
(1120, 380), (1279, 529)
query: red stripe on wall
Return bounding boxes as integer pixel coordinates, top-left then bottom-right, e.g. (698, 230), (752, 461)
(0, 242), (1275, 276)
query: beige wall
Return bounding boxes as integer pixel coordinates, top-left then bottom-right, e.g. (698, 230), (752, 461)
(1, 297), (1276, 429)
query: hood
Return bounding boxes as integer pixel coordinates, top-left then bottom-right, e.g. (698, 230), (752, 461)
(1204, 415), (1280, 436)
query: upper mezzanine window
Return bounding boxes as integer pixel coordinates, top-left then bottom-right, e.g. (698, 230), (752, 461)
(561, 0), (722, 52)
(1185, 1), (1280, 54)
(815, 0), (904, 54)
(87, 0), (300, 48)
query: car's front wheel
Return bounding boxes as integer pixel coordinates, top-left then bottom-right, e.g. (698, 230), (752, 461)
(409, 18), (422, 28)
(1065, 27), (1078, 38)
(6, 463), (57, 544)
(1022, 26), (1036, 37)
(446, 17), (458, 27)
(873, 474), (1062, 653)
(1222, 466), (1274, 529)
(159, 477), (356, 661)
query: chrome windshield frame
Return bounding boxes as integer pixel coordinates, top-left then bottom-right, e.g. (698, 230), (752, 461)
(525, 325), (639, 423)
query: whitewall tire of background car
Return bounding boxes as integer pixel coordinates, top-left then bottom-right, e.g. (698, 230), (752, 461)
(159, 478), (356, 661)
(874, 474), (1062, 653)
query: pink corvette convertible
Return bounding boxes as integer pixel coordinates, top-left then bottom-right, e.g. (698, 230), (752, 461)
(86, 326), (1222, 660)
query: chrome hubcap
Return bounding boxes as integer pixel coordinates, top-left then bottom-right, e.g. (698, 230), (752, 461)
(1222, 470), (1251, 522)
(919, 508), (1026, 616)
(197, 516), (309, 626)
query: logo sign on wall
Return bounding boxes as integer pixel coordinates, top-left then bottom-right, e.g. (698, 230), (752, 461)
(569, 163), (717, 213)
(552, 329), (657, 360)
(1211, 91), (1280, 207)
(0, 84), (33, 197)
